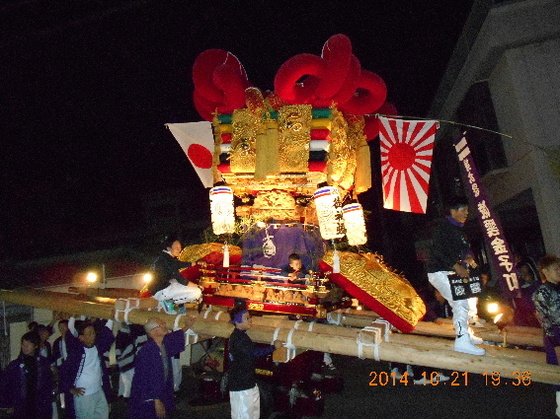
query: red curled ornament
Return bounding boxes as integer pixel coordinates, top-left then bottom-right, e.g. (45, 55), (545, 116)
(193, 89), (220, 122)
(331, 54), (361, 106)
(193, 49), (233, 103)
(213, 62), (249, 113)
(363, 101), (398, 141)
(274, 53), (324, 104)
(316, 34), (353, 100)
(338, 70), (387, 115)
(192, 49), (251, 118)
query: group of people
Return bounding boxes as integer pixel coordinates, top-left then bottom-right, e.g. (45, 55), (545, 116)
(0, 316), (115, 419)
(427, 196), (560, 417)
(0, 233), (284, 419)
(0, 306), (278, 419)
(0, 314), (197, 419)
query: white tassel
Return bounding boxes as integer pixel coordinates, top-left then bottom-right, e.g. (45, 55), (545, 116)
(223, 243), (230, 268)
(333, 249), (340, 273)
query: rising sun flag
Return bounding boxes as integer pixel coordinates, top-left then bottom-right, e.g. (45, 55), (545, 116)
(379, 116), (438, 214)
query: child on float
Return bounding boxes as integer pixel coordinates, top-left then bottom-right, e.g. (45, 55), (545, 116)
(281, 253), (310, 285)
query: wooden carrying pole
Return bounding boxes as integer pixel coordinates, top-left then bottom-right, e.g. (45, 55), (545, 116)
(329, 309), (544, 348)
(1, 289), (559, 385)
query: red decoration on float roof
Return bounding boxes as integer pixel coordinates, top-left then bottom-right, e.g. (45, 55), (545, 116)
(337, 70), (387, 114)
(192, 34), (390, 123)
(363, 101), (398, 141)
(192, 49), (251, 120)
(317, 34), (353, 99)
(273, 53), (324, 105)
(245, 87), (265, 113)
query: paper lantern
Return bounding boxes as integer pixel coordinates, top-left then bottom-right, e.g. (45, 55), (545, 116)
(209, 186), (235, 235)
(343, 203), (367, 246)
(313, 186), (345, 240)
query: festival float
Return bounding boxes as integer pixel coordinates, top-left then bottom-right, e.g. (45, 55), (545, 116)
(2, 35), (559, 395)
(165, 33), (426, 333)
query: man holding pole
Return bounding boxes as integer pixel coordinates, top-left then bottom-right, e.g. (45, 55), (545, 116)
(127, 316), (195, 419)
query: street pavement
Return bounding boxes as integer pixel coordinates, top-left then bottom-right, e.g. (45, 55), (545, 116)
(1, 353), (555, 418)
(115, 354), (557, 418)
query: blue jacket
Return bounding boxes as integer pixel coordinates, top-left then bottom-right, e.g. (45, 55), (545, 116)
(0, 353), (54, 419)
(128, 329), (185, 418)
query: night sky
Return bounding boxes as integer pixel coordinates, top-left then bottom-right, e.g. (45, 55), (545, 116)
(1, 1), (474, 264)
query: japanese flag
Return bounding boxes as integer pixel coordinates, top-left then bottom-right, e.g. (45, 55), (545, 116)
(379, 116), (438, 214)
(166, 122), (214, 188)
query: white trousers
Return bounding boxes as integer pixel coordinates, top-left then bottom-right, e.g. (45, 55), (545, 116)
(467, 297), (478, 322)
(118, 368), (134, 398)
(172, 356), (182, 392)
(230, 384), (260, 419)
(74, 389), (109, 419)
(153, 279), (202, 303)
(428, 271), (470, 336)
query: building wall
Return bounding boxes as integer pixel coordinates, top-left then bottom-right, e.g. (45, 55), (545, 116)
(488, 38), (560, 254)
(431, 0), (560, 255)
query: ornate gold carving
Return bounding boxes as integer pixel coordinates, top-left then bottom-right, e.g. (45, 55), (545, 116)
(230, 108), (261, 173)
(179, 243), (242, 264)
(246, 189), (298, 221)
(327, 108), (365, 191)
(277, 105), (312, 172)
(322, 251), (426, 327)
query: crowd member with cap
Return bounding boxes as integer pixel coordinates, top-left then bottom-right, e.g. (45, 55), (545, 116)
(127, 316), (195, 419)
(0, 331), (55, 418)
(227, 301), (282, 419)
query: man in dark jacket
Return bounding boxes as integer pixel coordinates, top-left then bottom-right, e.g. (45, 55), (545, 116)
(148, 236), (202, 313)
(0, 331), (54, 419)
(227, 304), (282, 418)
(427, 197), (485, 356)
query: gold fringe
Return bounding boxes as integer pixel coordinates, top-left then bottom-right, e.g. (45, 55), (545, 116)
(254, 119), (280, 180)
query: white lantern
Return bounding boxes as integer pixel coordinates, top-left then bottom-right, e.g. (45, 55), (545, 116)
(209, 186), (235, 235)
(313, 186), (345, 240)
(343, 203), (367, 246)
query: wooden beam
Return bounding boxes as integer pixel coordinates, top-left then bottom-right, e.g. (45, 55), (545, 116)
(1, 290), (557, 385)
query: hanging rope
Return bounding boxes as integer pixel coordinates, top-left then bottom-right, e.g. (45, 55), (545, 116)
(374, 113), (558, 154)
(356, 325), (381, 361)
(375, 113), (513, 139)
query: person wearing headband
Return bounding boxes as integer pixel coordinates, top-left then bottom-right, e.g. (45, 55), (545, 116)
(227, 304), (282, 419)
